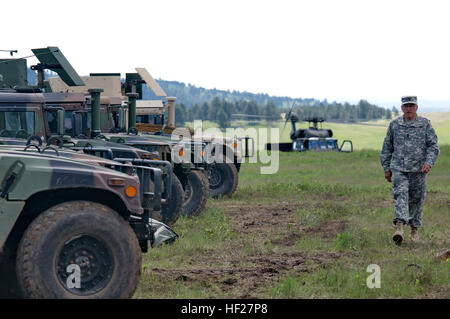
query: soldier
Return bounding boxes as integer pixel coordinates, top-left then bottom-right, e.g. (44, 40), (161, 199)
(380, 96), (439, 245)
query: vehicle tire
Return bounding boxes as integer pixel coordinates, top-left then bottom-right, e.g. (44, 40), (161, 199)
(209, 159), (239, 199)
(161, 174), (184, 225)
(16, 201), (142, 299)
(179, 170), (209, 217)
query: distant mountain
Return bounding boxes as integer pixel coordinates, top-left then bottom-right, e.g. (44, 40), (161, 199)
(142, 79), (325, 108)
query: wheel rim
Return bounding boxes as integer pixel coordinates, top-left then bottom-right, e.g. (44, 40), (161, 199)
(56, 235), (114, 296)
(209, 167), (224, 189)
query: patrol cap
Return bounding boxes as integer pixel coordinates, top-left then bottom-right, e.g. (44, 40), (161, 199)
(401, 96), (418, 106)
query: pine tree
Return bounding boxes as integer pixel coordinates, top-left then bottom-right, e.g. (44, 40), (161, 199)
(386, 108), (392, 120)
(217, 108), (229, 128)
(392, 106), (399, 116)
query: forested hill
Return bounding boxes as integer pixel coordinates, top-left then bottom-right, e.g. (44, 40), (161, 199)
(142, 79), (323, 108)
(31, 68), (379, 113)
(29, 69), (392, 126)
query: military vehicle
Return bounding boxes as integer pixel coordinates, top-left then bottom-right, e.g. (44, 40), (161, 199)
(49, 68), (243, 199)
(0, 47), (183, 224)
(107, 68), (252, 198)
(0, 147), (164, 298)
(266, 110), (353, 152)
(46, 69), (209, 216)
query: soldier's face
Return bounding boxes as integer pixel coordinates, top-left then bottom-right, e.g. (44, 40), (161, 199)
(401, 103), (418, 120)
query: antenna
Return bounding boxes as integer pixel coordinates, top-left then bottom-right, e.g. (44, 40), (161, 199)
(0, 50), (17, 56)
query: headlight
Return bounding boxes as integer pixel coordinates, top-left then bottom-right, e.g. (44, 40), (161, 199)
(125, 185), (137, 198)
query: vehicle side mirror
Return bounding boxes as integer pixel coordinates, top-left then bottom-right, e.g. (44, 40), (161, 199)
(56, 109), (65, 136)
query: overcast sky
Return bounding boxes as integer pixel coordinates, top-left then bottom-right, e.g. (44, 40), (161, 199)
(3, 0), (450, 108)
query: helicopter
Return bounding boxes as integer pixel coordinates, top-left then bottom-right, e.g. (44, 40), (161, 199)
(266, 105), (353, 152)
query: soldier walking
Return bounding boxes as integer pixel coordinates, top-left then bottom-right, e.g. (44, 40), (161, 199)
(380, 96), (439, 245)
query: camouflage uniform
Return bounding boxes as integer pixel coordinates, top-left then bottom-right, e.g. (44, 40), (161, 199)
(380, 115), (439, 227)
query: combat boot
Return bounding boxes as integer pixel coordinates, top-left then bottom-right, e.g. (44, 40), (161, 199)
(393, 221), (404, 245)
(410, 227), (419, 243)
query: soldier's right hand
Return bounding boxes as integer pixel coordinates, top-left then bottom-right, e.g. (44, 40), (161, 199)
(384, 170), (392, 183)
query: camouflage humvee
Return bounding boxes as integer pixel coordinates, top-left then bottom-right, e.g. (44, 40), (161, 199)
(0, 47), (178, 299)
(47, 76), (209, 217)
(0, 147), (164, 298)
(47, 68), (241, 200)
(121, 68), (251, 198)
(0, 90), (182, 225)
(0, 47), (183, 224)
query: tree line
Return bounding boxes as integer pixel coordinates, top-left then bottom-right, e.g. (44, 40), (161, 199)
(174, 97), (393, 128)
(292, 100), (397, 122)
(174, 97), (280, 128)
(144, 79), (322, 109)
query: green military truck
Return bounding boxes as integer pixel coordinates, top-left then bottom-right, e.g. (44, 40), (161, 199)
(46, 73), (209, 217)
(47, 69), (244, 199)
(0, 47), (184, 224)
(0, 148), (155, 298)
(0, 90), (182, 225)
(122, 68), (252, 198)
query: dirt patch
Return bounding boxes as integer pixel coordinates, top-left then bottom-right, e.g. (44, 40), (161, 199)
(143, 201), (352, 297)
(305, 220), (348, 239)
(148, 250), (352, 298)
(223, 202), (301, 238)
(270, 233), (302, 246)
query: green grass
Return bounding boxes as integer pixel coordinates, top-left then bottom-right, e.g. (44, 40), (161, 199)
(135, 142), (450, 299)
(187, 111), (450, 152)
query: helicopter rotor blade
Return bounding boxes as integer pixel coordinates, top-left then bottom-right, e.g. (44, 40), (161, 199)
(281, 102), (296, 136)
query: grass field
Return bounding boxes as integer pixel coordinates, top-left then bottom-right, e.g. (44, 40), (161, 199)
(135, 143), (449, 298)
(186, 111), (450, 151)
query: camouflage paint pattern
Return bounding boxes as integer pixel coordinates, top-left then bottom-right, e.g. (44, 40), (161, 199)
(0, 91), (167, 215)
(380, 115), (440, 228)
(380, 115), (440, 172)
(391, 170), (427, 227)
(0, 148), (143, 249)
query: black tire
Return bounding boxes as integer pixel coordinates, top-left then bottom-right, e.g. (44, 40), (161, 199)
(209, 159), (239, 199)
(15, 201), (141, 299)
(180, 170), (209, 217)
(161, 174), (184, 225)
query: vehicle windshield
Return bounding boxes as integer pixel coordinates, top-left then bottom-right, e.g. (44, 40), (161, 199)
(327, 140), (338, 149)
(46, 110), (75, 136)
(308, 140), (319, 150)
(0, 110), (35, 138)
